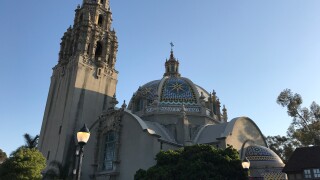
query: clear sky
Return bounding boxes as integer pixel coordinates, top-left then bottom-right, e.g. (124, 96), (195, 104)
(1, 0), (320, 155)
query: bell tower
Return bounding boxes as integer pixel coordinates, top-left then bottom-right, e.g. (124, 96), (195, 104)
(38, 0), (118, 169)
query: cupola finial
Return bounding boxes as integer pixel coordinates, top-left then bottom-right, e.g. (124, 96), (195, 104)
(170, 42), (174, 51)
(164, 42), (181, 77)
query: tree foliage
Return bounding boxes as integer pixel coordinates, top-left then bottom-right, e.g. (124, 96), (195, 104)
(11, 133), (40, 156)
(277, 89), (320, 146)
(265, 135), (295, 163)
(268, 89), (320, 161)
(134, 144), (247, 180)
(0, 148), (46, 180)
(0, 149), (7, 164)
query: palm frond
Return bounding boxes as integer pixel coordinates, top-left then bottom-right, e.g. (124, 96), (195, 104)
(23, 133), (39, 148)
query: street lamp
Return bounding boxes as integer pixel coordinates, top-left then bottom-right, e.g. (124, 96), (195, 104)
(75, 124), (90, 180)
(242, 157), (250, 179)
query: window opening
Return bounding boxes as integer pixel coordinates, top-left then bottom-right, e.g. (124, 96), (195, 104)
(87, 43), (91, 55)
(103, 131), (116, 170)
(135, 99), (143, 112)
(314, 169), (320, 178)
(98, 15), (103, 27)
(95, 42), (102, 58)
(79, 14), (83, 22)
(304, 169), (312, 178)
(47, 151), (50, 160)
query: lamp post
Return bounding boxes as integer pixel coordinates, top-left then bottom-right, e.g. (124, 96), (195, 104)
(242, 157), (250, 179)
(75, 124), (90, 180)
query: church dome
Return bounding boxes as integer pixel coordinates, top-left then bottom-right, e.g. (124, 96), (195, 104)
(128, 50), (211, 110)
(133, 76), (210, 106)
(128, 49), (226, 123)
(245, 145), (284, 166)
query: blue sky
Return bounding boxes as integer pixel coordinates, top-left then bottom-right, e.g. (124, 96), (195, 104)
(1, 0), (320, 155)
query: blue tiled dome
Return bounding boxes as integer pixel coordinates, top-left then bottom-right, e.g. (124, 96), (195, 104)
(138, 80), (161, 102)
(129, 76), (210, 108)
(160, 77), (197, 105)
(245, 145), (283, 162)
(128, 50), (212, 112)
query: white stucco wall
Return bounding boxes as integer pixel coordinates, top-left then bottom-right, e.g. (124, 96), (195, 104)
(224, 117), (267, 156)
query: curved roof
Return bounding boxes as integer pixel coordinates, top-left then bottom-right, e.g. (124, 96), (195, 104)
(244, 145), (285, 170)
(123, 109), (177, 143)
(245, 145), (282, 162)
(194, 117), (267, 146)
(129, 76), (210, 107)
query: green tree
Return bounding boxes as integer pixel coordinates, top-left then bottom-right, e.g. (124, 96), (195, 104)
(11, 133), (40, 155)
(265, 135), (295, 163)
(134, 144), (247, 180)
(268, 89), (320, 161)
(0, 148), (46, 180)
(43, 160), (71, 180)
(277, 89), (320, 146)
(0, 149), (7, 164)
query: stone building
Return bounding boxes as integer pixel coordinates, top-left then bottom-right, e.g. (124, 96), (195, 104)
(39, 0), (286, 179)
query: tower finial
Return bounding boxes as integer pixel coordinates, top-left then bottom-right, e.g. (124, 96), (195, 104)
(170, 42), (174, 51)
(164, 42), (180, 77)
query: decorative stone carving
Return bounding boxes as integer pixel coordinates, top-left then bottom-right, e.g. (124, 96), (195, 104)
(94, 107), (124, 178)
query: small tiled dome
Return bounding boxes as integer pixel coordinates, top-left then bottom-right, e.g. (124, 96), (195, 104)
(245, 145), (284, 165)
(244, 145), (286, 179)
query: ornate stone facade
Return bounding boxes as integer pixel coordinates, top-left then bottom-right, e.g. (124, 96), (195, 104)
(39, 1), (286, 179)
(39, 0), (119, 176)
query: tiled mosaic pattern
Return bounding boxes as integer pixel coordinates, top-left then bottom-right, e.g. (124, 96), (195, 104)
(245, 146), (278, 161)
(160, 77), (197, 105)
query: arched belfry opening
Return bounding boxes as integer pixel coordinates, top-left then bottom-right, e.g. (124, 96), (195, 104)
(100, 0), (104, 4)
(87, 43), (91, 55)
(98, 15), (103, 27)
(95, 41), (103, 58)
(79, 13), (83, 22)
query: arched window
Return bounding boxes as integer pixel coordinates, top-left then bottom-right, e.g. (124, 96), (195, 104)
(135, 99), (143, 112)
(170, 64), (175, 72)
(103, 131), (116, 170)
(98, 15), (103, 27)
(95, 42), (102, 58)
(87, 43), (91, 55)
(100, 0), (104, 4)
(79, 14), (83, 22)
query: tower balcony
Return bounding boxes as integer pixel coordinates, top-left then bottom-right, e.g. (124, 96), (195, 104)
(95, 57), (106, 67)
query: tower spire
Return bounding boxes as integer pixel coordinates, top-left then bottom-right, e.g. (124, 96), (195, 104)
(39, 1), (119, 177)
(57, 0), (117, 69)
(82, 0), (110, 9)
(164, 42), (181, 77)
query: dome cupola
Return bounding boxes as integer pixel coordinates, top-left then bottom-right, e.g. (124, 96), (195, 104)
(128, 48), (228, 123)
(163, 50), (180, 77)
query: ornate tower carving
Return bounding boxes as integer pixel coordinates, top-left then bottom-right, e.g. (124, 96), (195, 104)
(38, 0), (118, 171)
(163, 50), (181, 77)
